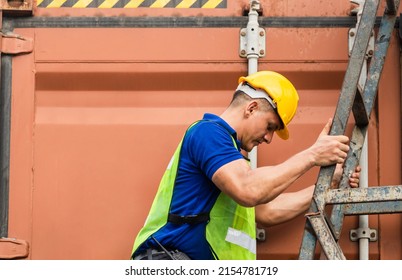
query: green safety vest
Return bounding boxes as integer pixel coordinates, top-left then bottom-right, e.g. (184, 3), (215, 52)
(131, 123), (256, 260)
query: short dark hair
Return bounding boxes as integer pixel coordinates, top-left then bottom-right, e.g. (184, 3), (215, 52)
(230, 90), (274, 112)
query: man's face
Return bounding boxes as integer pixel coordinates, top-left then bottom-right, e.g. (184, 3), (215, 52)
(241, 109), (282, 152)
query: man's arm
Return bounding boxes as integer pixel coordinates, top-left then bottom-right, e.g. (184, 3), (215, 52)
(255, 164), (361, 227)
(212, 119), (350, 207)
(255, 185), (314, 227)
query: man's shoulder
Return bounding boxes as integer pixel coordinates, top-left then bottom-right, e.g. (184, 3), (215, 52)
(187, 120), (232, 141)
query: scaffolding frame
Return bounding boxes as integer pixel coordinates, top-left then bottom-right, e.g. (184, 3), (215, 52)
(299, 0), (402, 260)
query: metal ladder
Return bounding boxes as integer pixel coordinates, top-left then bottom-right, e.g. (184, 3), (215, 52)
(298, 0), (402, 260)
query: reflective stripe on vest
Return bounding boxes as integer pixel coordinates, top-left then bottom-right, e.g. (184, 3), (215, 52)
(131, 121), (256, 260)
(226, 227), (256, 254)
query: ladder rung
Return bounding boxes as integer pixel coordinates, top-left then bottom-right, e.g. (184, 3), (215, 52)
(344, 200), (402, 215)
(325, 185), (402, 204)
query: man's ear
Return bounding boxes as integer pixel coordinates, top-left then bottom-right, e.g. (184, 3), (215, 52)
(245, 101), (259, 117)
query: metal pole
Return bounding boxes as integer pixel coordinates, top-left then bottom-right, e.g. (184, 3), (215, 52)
(241, 0), (267, 243)
(246, 0), (262, 170)
(359, 136), (369, 259)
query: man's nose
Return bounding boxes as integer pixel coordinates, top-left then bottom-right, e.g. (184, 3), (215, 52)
(264, 132), (274, 144)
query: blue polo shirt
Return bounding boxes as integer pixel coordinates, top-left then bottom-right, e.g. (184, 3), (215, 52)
(137, 113), (245, 259)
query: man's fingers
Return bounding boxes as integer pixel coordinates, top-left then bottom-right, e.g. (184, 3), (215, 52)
(349, 176), (360, 188)
(319, 118), (333, 136)
(349, 166), (361, 188)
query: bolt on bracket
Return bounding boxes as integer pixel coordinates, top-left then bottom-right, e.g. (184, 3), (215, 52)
(256, 227), (266, 242)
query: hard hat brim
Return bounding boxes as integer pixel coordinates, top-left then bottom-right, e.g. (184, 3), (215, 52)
(276, 127), (289, 140)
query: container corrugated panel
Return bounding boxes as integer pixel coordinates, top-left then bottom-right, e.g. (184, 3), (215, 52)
(6, 0), (402, 260)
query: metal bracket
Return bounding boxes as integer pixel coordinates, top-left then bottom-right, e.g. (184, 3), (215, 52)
(350, 227), (378, 242)
(0, 0), (33, 16)
(239, 27), (266, 58)
(239, 1), (266, 58)
(0, 237), (29, 259)
(1, 31), (33, 55)
(349, 0), (375, 58)
(348, 28), (375, 59)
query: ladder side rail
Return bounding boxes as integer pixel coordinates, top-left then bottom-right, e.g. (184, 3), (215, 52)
(328, 125), (368, 238)
(306, 214), (346, 260)
(329, 0), (379, 138)
(362, 0), (400, 115)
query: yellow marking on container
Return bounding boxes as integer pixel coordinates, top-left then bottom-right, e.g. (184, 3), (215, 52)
(150, 0), (170, 8)
(202, 0), (222, 8)
(124, 0), (145, 8)
(47, 0), (68, 8)
(73, 0), (93, 8)
(99, 0), (120, 8)
(37, 0), (226, 8)
(176, 0), (197, 8)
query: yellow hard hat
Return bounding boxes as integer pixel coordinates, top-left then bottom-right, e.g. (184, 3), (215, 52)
(238, 71), (299, 140)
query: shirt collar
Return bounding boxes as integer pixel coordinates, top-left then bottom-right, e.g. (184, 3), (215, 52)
(202, 113), (241, 151)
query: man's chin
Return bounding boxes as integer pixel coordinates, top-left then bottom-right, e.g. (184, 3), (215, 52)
(244, 146), (255, 153)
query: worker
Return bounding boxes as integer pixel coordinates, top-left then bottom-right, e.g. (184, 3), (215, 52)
(130, 70), (361, 260)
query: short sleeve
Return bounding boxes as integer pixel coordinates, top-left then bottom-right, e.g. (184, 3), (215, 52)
(184, 121), (244, 180)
